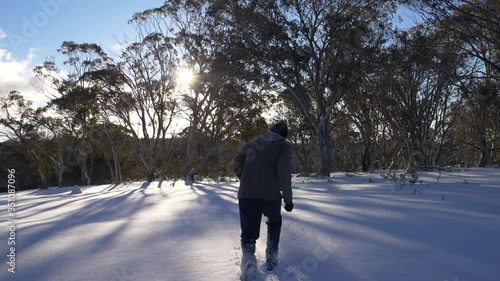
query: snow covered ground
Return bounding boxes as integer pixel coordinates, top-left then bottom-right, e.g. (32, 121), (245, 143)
(1, 168), (500, 281)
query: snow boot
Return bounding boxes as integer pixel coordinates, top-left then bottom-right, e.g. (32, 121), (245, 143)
(241, 253), (258, 281)
(265, 251), (278, 271)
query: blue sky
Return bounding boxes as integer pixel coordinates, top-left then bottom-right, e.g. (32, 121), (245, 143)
(0, 0), (421, 107)
(0, 0), (421, 62)
(0, 0), (164, 61)
(0, 0), (165, 106)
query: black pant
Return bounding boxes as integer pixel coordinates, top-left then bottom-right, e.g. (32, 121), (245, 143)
(239, 198), (282, 255)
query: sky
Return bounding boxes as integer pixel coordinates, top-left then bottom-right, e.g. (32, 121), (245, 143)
(0, 0), (422, 108)
(0, 0), (165, 106)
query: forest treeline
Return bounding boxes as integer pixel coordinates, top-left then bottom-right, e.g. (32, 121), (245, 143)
(1, 0), (499, 190)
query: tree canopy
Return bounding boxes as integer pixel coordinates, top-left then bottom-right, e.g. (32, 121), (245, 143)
(1, 0), (499, 189)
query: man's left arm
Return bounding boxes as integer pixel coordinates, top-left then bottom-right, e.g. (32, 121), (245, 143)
(232, 143), (249, 179)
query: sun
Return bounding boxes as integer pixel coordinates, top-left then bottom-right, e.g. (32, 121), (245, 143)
(176, 68), (195, 86)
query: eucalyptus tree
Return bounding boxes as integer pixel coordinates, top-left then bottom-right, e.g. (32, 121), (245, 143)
(111, 12), (180, 182)
(375, 27), (465, 171)
(34, 42), (112, 185)
(133, 0), (268, 183)
(287, 110), (318, 176)
(411, 0), (500, 166)
(219, 0), (398, 176)
(0, 91), (67, 188)
(91, 121), (132, 184)
(342, 52), (387, 172)
(0, 91), (46, 187)
(78, 64), (133, 183)
(411, 0), (500, 75)
(342, 88), (380, 172)
(456, 79), (499, 166)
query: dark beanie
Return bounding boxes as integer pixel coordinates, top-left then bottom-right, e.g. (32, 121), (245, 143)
(271, 123), (288, 139)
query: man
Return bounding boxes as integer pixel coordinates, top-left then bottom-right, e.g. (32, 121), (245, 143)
(232, 123), (294, 274)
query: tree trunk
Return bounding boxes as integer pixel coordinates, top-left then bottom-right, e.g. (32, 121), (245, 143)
(118, 161), (123, 183)
(478, 104), (489, 167)
(37, 164), (48, 189)
(57, 165), (64, 188)
(47, 153), (64, 188)
(111, 146), (121, 184)
(88, 150), (95, 186)
(146, 168), (155, 182)
(106, 159), (115, 184)
(317, 122), (333, 177)
(407, 150), (418, 174)
(362, 144), (372, 172)
(30, 148), (47, 189)
(185, 168), (195, 185)
(80, 160), (86, 185)
(80, 156), (92, 186)
(145, 151), (156, 182)
(185, 125), (196, 185)
(84, 171), (91, 186)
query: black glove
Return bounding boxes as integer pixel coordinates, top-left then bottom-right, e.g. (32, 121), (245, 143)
(284, 203), (294, 212)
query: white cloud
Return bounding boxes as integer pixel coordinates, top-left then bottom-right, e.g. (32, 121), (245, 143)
(111, 42), (125, 53)
(0, 48), (51, 107)
(108, 42), (131, 59)
(0, 28), (6, 40)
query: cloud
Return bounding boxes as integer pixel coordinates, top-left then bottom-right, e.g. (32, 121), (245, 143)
(0, 48), (51, 107)
(0, 28), (6, 40)
(111, 42), (126, 53)
(108, 42), (131, 59)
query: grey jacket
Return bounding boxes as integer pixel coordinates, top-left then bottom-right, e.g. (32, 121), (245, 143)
(232, 131), (293, 204)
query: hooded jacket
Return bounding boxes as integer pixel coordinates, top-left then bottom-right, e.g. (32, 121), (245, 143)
(232, 131), (293, 204)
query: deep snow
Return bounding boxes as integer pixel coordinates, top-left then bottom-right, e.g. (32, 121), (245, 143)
(1, 168), (499, 281)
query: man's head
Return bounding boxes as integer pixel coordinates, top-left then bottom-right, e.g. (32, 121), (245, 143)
(271, 123), (288, 139)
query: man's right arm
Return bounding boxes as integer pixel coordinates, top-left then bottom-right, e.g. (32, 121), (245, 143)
(278, 143), (293, 205)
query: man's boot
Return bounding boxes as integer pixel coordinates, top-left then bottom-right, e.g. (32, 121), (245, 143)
(265, 236), (279, 270)
(241, 240), (257, 279)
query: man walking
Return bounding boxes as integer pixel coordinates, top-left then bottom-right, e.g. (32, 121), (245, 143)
(232, 123), (294, 276)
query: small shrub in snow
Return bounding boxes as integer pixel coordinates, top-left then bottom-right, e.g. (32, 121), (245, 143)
(71, 185), (82, 194)
(380, 172), (398, 182)
(399, 173), (406, 182)
(408, 174), (419, 184)
(437, 171), (442, 182)
(381, 172), (421, 188)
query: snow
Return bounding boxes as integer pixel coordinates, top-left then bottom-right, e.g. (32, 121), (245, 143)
(71, 185), (82, 194)
(1, 168), (500, 281)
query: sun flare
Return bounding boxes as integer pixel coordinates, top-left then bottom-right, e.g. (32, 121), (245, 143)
(176, 68), (195, 86)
